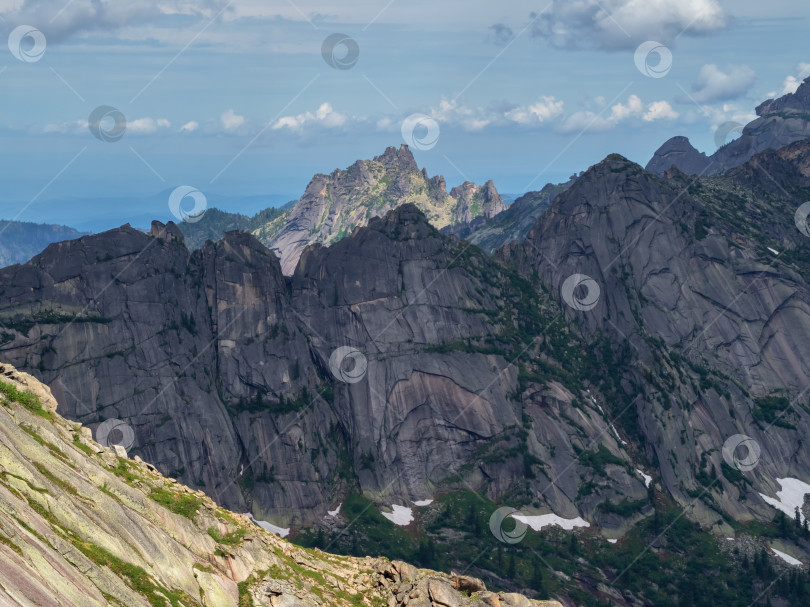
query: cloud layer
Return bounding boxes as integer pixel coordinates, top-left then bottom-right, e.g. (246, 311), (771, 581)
(530, 0), (728, 50)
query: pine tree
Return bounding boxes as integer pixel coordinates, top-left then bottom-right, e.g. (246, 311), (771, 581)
(507, 553), (516, 579)
(531, 558), (545, 595)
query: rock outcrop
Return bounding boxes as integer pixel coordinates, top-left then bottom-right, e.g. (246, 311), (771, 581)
(646, 77), (810, 176)
(0, 362), (559, 606)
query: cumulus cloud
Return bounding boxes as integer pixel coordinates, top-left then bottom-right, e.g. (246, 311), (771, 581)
(220, 109), (245, 132)
(768, 63), (810, 98)
(179, 121), (199, 133)
(128, 118), (171, 134)
(686, 64), (756, 104)
(530, 0), (728, 50)
(272, 103), (349, 131)
(558, 94), (678, 133)
(505, 96), (565, 124)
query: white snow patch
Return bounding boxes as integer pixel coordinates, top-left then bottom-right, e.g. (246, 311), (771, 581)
(327, 503), (342, 517)
(512, 513), (590, 532)
(726, 538), (735, 541)
(380, 505), (414, 526)
(772, 548), (802, 566)
(758, 477), (810, 524)
(607, 539), (618, 544)
(413, 499), (433, 507)
(243, 513), (290, 538)
(609, 423), (627, 445)
(636, 469), (652, 488)
(767, 247), (780, 255)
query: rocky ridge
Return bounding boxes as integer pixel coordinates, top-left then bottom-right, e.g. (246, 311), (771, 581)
(646, 76), (810, 176)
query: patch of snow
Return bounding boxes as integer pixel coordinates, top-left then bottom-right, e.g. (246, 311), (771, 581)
(636, 469), (652, 488)
(607, 539), (618, 544)
(327, 503), (341, 517)
(413, 499), (433, 506)
(512, 513), (590, 532)
(380, 505), (414, 526)
(726, 538), (735, 541)
(243, 513), (290, 538)
(772, 548), (802, 566)
(758, 477), (810, 524)
(767, 247), (780, 255)
(609, 423), (627, 445)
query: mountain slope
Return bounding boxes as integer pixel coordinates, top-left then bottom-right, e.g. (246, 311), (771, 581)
(647, 76), (810, 176)
(0, 220), (88, 267)
(0, 361), (559, 607)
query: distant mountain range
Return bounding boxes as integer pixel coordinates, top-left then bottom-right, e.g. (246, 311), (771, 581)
(0, 221), (88, 267)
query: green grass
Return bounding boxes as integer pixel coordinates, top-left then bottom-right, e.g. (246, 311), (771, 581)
(207, 526), (247, 546)
(33, 462), (79, 497)
(0, 531), (22, 555)
(148, 487), (203, 520)
(72, 539), (197, 607)
(0, 379), (52, 420)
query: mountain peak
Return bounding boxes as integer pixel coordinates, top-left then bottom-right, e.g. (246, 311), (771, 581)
(373, 144), (419, 172)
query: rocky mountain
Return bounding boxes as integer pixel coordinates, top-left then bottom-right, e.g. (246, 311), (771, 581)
(4, 140), (810, 604)
(647, 76), (810, 176)
(0, 361), (559, 607)
(442, 180), (573, 254)
(0, 220), (87, 267)
(179, 145), (503, 274)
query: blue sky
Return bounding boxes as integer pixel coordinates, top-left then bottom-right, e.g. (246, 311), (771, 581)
(0, 0), (808, 230)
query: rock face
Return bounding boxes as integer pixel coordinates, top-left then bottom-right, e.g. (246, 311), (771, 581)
(443, 180), (573, 254)
(3, 139), (810, 561)
(646, 77), (810, 176)
(501, 149), (810, 525)
(181, 145), (504, 274)
(0, 211), (647, 530)
(0, 362), (556, 607)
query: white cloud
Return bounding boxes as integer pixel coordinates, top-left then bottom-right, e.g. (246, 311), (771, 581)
(768, 63), (810, 98)
(505, 96), (565, 124)
(531, 0), (728, 50)
(643, 100), (679, 121)
(128, 118), (171, 133)
(558, 94), (677, 133)
(272, 103), (349, 131)
(220, 109), (245, 132)
(687, 64), (756, 104)
(179, 121), (199, 133)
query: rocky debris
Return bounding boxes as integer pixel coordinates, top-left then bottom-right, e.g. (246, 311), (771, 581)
(646, 77), (810, 176)
(0, 362), (557, 607)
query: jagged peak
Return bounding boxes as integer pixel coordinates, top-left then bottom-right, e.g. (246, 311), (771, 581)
(372, 143), (419, 172)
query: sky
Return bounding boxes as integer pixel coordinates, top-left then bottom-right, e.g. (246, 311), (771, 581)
(0, 0), (808, 231)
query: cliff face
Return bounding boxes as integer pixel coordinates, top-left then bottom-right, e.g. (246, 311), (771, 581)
(0, 221), (87, 267)
(501, 149), (810, 525)
(646, 77), (810, 176)
(3, 139), (810, 552)
(0, 362), (558, 607)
